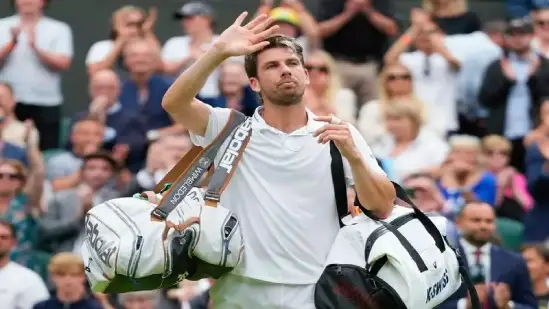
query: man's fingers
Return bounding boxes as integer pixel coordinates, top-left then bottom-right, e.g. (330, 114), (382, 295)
(317, 131), (349, 144)
(251, 16), (275, 34)
(234, 12), (249, 26)
(249, 41), (271, 53)
(245, 14), (268, 30)
(252, 25), (279, 43)
(313, 124), (349, 136)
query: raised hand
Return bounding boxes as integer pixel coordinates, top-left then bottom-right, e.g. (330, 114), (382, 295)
(213, 12), (279, 58)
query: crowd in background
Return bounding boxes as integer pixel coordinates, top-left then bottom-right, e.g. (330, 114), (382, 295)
(2, 0), (549, 308)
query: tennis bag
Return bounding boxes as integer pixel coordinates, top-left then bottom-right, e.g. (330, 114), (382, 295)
(315, 145), (481, 309)
(82, 110), (251, 293)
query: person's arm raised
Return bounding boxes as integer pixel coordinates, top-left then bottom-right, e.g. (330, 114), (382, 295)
(161, 12), (278, 136)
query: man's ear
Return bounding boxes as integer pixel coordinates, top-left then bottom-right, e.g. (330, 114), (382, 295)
(304, 67), (310, 86)
(249, 78), (261, 93)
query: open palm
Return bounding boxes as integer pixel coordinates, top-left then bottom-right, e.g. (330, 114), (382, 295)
(215, 12), (279, 57)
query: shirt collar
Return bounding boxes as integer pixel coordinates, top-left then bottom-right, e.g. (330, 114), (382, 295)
(460, 238), (491, 255)
(107, 102), (122, 115)
(252, 106), (324, 136)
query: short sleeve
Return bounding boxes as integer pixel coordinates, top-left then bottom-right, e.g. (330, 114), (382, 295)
(162, 37), (189, 62)
(189, 106), (232, 147)
(19, 272), (49, 309)
(51, 23), (73, 57)
(85, 40), (114, 64)
(343, 124), (387, 187)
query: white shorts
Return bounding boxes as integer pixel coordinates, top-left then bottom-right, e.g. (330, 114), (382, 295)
(211, 274), (316, 309)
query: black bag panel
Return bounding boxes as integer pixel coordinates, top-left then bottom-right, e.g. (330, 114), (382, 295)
(314, 263), (408, 309)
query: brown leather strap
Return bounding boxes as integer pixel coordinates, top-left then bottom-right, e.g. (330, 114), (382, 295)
(153, 146), (203, 193)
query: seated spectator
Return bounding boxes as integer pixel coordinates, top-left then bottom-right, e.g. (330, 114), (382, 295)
(0, 220), (49, 309)
(437, 135), (497, 217)
(86, 5), (160, 79)
(302, 50), (356, 124)
(520, 243), (549, 307)
(119, 290), (159, 309)
(482, 135), (533, 222)
(422, 0), (481, 34)
(507, 0), (549, 19)
(523, 134), (549, 242)
(0, 106), (28, 166)
(46, 118), (104, 181)
(532, 8), (549, 58)
(165, 279), (213, 309)
(525, 97), (549, 147)
(372, 99), (448, 184)
(0, 82), (39, 149)
(33, 252), (102, 309)
(199, 61), (259, 117)
(357, 63), (442, 149)
(39, 151), (120, 255)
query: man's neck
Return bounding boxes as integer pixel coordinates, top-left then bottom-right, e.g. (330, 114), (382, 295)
(191, 29), (214, 43)
(534, 279), (549, 296)
(0, 257), (10, 269)
(262, 102), (308, 134)
(19, 12), (42, 25)
(225, 91), (244, 103)
(132, 73), (152, 88)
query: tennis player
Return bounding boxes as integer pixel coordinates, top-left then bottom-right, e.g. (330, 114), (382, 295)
(161, 12), (396, 309)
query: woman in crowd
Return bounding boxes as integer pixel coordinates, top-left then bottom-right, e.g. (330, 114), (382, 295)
(437, 135), (497, 217)
(525, 98), (549, 147)
(372, 100), (449, 184)
(422, 0), (481, 35)
(482, 135), (533, 222)
(520, 244), (549, 308)
(357, 63), (441, 149)
(85, 5), (160, 79)
(301, 50), (356, 124)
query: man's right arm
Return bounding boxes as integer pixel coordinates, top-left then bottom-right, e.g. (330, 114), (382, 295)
(161, 47), (227, 137)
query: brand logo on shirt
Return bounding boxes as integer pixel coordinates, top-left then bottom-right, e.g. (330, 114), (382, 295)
(85, 218), (117, 268)
(426, 268), (449, 303)
(218, 118), (252, 173)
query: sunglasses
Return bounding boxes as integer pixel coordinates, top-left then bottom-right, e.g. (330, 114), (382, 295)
(535, 19), (549, 26)
(305, 65), (329, 74)
(0, 234), (12, 240)
(0, 173), (22, 180)
(387, 74), (411, 81)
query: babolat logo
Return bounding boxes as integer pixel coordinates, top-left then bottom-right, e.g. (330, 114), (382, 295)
(85, 218), (117, 268)
(219, 118), (252, 173)
(426, 269), (449, 303)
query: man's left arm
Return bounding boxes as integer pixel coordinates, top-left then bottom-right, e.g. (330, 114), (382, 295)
(363, 0), (399, 37)
(32, 24), (73, 71)
(508, 258), (537, 309)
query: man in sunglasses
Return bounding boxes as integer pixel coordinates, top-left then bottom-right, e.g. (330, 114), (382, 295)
(532, 7), (549, 57)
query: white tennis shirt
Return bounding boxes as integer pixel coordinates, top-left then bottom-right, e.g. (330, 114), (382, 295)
(190, 106), (386, 284)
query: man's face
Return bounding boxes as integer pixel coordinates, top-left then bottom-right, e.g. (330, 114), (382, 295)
(89, 72), (120, 105)
(250, 47), (309, 106)
(274, 22), (299, 38)
(71, 121), (104, 150)
(534, 9), (549, 40)
(457, 203), (496, 246)
(182, 15), (212, 36)
(124, 42), (155, 75)
(15, 0), (43, 14)
(505, 31), (533, 53)
(52, 270), (86, 294)
(0, 85), (15, 115)
(0, 224), (15, 260)
(123, 295), (156, 309)
(220, 63), (247, 95)
(82, 158), (113, 189)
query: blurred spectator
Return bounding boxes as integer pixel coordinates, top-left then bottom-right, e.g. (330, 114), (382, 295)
(302, 50), (356, 124)
(357, 63), (442, 148)
(318, 0), (399, 108)
(0, 82), (39, 148)
(86, 5), (160, 79)
(372, 99), (449, 184)
(0, 219), (49, 309)
(119, 290), (159, 309)
(478, 18), (549, 172)
(482, 135), (533, 222)
(384, 15), (461, 136)
(524, 97), (549, 147)
(40, 151), (120, 255)
(33, 252), (102, 309)
(520, 243), (549, 307)
(46, 118), (104, 181)
(199, 61), (259, 117)
(523, 131), (549, 242)
(257, 0), (320, 57)
(437, 135), (497, 216)
(0, 0), (73, 150)
(507, 0), (549, 18)
(0, 105), (28, 165)
(422, 0), (481, 35)
(438, 201), (536, 309)
(162, 1), (219, 97)
(532, 7), (549, 57)
(165, 279), (213, 309)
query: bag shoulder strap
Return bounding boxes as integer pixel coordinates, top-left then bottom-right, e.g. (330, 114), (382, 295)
(329, 141), (350, 227)
(150, 110), (247, 221)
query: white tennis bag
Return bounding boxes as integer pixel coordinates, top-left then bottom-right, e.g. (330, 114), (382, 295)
(82, 111), (251, 293)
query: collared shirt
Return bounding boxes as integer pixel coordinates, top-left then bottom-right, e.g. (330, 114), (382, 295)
(190, 106), (386, 284)
(459, 238), (492, 283)
(504, 52), (534, 139)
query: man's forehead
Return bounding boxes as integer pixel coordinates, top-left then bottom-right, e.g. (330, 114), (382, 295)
(257, 47), (300, 64)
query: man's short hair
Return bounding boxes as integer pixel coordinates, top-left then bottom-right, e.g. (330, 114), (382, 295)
(0, 219), (16, 239)
(483, 20), (507, 35)
(48, 252), (85, 275)
(83, 150), (119, 172)
(244, 35), (304, 79)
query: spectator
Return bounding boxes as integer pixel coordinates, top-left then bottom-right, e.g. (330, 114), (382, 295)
(482, 135), (533, 222)
(0, 82), (39, 148)
(318, 0), (399, 108)
(437, 135), (497, 217)
(357, 63), (442, 149)
(199, 61), (259, 117)
(520, 243), (549, 307)
(0, 0), (73, 150)
(0, 105), (28, 166)
(162, 1), (219, 97)
(119, 291), (159, 309)
(524, 97), (549, 147)
(40, 151), (120, 255)
(438, 201), (537, 309)
(532, 8), (549, 58)
(422, 0), (481, 35)
(507, 0), (549, 18)
(523, 132), (549, 242)
(0, 219), (49, 309)
(302, 50), (356, 124)
(33, 252), (102, 309)
(373, 99), (449, 184)
(86, 5), (160, 79)
(479, 18), (549, 172)
(384, 15), (461, 136)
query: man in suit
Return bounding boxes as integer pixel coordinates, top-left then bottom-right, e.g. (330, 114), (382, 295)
(437, 201), (536, 309)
